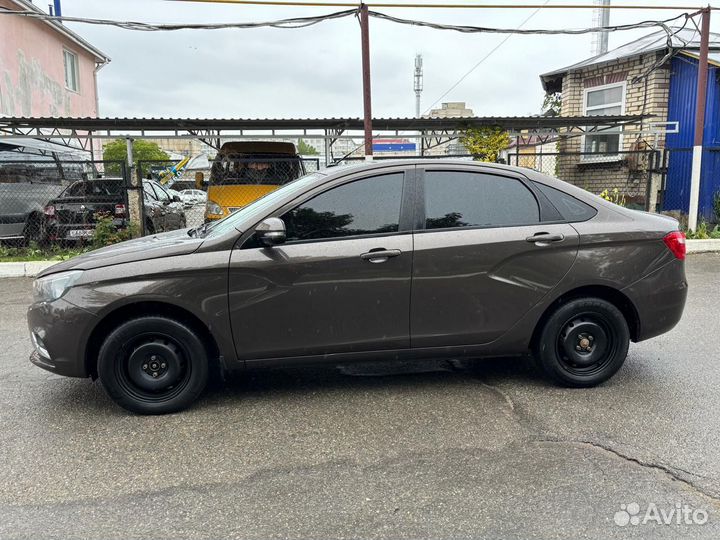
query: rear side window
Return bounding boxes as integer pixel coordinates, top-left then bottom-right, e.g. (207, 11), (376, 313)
(283, 173), (404, 241)
(532, 181), (597, 222)
(424, 171), (539, 230)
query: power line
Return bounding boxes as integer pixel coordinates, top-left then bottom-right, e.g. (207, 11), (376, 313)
(170, 0), (716, 10)
(419, 0), (549, 116)
(0, 8), (357, 30)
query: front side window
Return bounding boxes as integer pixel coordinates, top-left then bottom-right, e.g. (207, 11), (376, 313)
(63, 49), (79, 92)
(424, 171), (539, 230)
(282, 173), (404, 242)
(583, 83), (625, 155)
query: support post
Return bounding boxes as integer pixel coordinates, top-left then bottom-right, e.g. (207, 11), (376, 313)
(125, 137), (143, 236)
(688, 7), (711, 232)
(360, 4), (373, 161)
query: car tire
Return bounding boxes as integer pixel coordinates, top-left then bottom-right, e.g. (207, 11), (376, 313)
(145, 218), (155, 235)
(23, 212), (47, 246)
(97, 316), (208, 414)
(534, 298), (630, 388)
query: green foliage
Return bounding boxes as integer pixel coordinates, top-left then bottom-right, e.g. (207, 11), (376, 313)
(542, 92), (562, 116)
(598, 187), (627, 207)
(103, 139), (170, 174)
(0, 242), (88, 262)
(712, 190), (720, 223)
(459, 126), (511, 163)
(92, 212), (139, 249)
(297, 139), (319, 155)
(685, 220), (714, 240)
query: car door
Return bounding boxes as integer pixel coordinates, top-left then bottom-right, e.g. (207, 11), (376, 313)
(411, 166), (579, 348)
(228, 169), (413, 361)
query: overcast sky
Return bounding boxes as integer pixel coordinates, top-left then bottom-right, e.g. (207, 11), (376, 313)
(56, 0), (720, 119)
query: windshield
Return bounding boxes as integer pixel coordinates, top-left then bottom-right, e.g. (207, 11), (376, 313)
(203, 171), (326, 237)
(210, 155), (303, 186)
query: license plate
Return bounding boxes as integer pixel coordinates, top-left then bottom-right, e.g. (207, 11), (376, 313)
(68, 229), (94, 238)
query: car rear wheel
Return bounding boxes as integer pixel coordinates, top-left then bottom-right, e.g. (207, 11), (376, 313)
(97, 317), (208, 414)
(534, 298), (629, 387)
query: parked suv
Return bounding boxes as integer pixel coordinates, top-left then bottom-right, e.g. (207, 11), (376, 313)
(45, 178), (186, 241)
(0, 164), (64, 244)
(28, 161), (687, 414)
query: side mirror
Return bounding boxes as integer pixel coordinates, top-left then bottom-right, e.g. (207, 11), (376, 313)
(172, 195), (182, 202)
(255, 217), (286, 247)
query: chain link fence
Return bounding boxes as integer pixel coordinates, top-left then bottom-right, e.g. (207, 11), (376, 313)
(508, 150), (659, 211)
(0, 160), (128, 247)
(139, 156), (320, 231)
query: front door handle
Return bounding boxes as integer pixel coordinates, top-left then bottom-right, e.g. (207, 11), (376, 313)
(526, 232), (565, 245)
(360, 249), (402, 263)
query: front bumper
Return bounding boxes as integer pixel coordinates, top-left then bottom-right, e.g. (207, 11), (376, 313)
(27, 297), (99, 378)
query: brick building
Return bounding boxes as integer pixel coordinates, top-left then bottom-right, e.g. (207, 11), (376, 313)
(540, 28), (720, 211)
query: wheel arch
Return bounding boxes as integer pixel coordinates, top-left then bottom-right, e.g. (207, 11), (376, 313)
(530, 285), (640, 349)
(84, 300), (221, 379)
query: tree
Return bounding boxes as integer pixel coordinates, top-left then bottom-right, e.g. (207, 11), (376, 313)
(542, 92), (562, 116)
(103, 139), (170, 174)
(297, 139), (319, 155)
(459, 126), (511, 163)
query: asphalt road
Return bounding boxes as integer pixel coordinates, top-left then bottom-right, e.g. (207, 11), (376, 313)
(1, 254), (719, 539)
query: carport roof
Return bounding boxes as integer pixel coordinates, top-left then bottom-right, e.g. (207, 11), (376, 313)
(0, 115), (646, 131)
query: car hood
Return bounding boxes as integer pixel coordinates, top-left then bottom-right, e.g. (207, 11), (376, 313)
(38, 229), (203, 277)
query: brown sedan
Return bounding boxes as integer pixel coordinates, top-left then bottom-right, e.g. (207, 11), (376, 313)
(27, 161), (688, 414)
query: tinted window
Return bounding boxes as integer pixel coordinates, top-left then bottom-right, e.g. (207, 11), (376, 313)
(283, 173), (404, 241)
(64, 180), (124, 197)
(533, 181), (597, 222)
(424, 171), (539, 229)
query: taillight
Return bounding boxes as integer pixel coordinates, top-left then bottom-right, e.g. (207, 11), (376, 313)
(44, 205), (55, 217)
(663, 231), (686, 260)
(114, 203), (126, 217)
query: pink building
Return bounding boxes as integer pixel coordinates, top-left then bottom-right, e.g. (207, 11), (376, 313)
(0, 0), (109, 118)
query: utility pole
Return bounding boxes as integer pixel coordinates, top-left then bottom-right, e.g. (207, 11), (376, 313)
(688, 6), (711, 232)
(360, 3), (373, 160)
(414, 54), (423, 118)
(591, 0), (611, 56)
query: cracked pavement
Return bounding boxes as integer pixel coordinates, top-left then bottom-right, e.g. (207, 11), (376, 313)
(1, 253), (719, 539)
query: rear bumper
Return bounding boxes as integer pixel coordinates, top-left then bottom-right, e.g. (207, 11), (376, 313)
(27, 297), (98, 378)
(622, 259), (688, 342)
(47, 219), (127, 240)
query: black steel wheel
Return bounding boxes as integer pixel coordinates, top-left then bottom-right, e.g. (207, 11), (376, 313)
(534, 298), (630, 387)
(98, 316), (208, 414)
(23, 212), (47, 246)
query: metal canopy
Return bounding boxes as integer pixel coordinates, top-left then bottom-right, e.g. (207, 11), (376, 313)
(0, 114), (646, 131)
(0, 114), (650, 160)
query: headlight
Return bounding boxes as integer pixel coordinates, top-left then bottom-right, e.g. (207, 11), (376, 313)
(206, 200), (222, 215)
(32, 270), (83, 303)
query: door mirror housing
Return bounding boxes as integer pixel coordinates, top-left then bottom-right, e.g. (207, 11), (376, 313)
(255, 217), (286, 247)
(172, 195), (182, 203)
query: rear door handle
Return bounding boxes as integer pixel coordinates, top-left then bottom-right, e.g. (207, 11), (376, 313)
(360, 249), (402, 263)
(526, 232), (565, 245)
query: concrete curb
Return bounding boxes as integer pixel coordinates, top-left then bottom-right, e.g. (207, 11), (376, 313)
(686, 238), (720, 253)
(0, 239), (718, 278)
(0, 261), (58, 278)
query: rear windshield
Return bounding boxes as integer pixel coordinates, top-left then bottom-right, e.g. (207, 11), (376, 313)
(210, 155), (303, 186)
(62, 180), (125, 197)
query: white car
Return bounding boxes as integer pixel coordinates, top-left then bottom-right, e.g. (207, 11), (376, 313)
(179, 189), (207, 206)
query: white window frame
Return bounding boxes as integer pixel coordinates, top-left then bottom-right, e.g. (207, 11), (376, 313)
(63, 48), (80, 93)
(581, 81), (626, 161)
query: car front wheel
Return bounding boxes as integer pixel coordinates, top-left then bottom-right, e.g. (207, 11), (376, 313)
(534, 298), (630, 387)
(97, 316), (208, 414)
